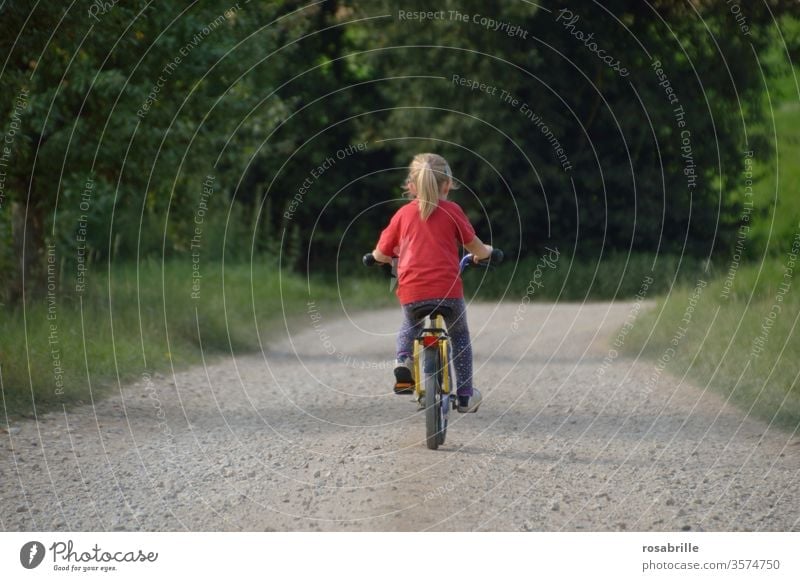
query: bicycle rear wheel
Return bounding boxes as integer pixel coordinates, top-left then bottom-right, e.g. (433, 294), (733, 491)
(437, 340), (453, 446)
(424, 346), (444, 450)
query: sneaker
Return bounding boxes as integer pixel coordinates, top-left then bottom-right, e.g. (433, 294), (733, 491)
(393, 356), (414, 394)
(457, 388), (482, 413)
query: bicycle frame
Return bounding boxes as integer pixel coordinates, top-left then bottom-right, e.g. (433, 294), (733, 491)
(413, 312), (454, 448)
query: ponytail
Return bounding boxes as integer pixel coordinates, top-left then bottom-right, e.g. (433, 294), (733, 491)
(403, 153), (459, 221)
(416, 162), (440, 221)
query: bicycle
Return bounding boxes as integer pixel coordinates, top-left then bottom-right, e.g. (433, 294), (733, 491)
(363, 249), (503, 449)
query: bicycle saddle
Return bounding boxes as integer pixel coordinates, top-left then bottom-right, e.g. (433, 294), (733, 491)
(410, 304), (453, 321)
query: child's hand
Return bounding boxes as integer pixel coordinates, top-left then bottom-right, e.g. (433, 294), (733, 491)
(372, 248), (393, 264)
(472, 245), (493, 263)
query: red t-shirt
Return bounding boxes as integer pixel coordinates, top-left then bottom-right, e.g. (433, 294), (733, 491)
(377, 199), (476, 304)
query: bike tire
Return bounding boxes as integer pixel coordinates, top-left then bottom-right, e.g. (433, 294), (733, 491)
(437, 404), (447, 446)
(437, 341), (452, 446)
(424, 347), (441, 450)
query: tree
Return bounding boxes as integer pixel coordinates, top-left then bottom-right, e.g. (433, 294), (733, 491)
(350, 0), (799, 262)
(0, 0), (300, 304)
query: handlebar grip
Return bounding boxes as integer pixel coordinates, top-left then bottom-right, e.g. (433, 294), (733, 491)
(362, 253), (377, 267)
(490, 248), (504, 264)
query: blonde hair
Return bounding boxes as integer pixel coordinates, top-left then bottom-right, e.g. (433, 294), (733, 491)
(403, 153), (459, 220)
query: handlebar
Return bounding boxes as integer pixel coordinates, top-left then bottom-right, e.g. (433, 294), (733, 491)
(363, 249), (503, 272)
(459, 248), (504, 272)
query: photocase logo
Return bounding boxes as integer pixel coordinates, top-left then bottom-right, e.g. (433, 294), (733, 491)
(20, 541), (46, 569)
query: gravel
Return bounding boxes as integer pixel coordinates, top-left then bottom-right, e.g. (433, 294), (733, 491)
(2, 302), (798, 531)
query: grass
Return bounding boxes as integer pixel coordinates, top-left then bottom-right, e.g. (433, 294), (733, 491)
(0, 258), (392, 419)
(4, 251), (798, 429)
(623, 261), (800, 429)
(467, 249), (800, 429)
(1, 249), (710, 420)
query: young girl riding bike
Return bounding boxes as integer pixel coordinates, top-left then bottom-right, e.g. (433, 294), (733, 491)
(371, 153), (493, 413)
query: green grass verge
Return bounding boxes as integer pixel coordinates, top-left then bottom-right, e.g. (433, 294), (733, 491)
(0, 259), (392, 419)
(624, 260), (800, 429)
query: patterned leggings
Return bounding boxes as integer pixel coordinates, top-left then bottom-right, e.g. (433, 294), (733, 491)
(396, 298), (473, 396)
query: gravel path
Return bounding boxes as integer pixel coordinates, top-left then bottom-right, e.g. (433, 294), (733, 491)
(2, 302), (799, 531)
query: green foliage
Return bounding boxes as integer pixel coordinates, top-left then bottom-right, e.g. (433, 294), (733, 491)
(746, 104), (800, 256)
(359, 1), (799, 261)
(2, 2), (798, 300)
(0, 1), (308, 303)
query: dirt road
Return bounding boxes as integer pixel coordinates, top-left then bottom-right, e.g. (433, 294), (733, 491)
(2, 302), (799, 531)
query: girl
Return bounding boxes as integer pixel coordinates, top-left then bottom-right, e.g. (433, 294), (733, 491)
(371, 153), (493, 413)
